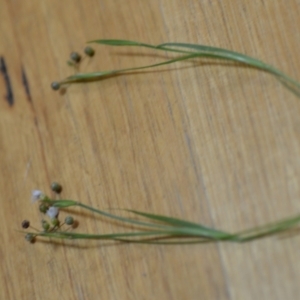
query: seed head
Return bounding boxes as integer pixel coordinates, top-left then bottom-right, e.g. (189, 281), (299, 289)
(39, 203), (49, 214)
(22, 220), (30, 229)
(65, 216), (74, 225)
(42, 220), (50, 231)
(51, 81), (60, 91)
(51, 182), (62, 194)
(70, 52), (81, 63)
(84, 46), (95, 57)
(51, 218), (60, 227)
(25, 233), (35, 243)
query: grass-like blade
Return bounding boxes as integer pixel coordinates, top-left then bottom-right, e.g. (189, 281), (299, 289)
(28, 197), (300, 244)
(60, 53), (200, 84)
(159, 42), (300, 94)
(43, 199), (171, 229)
(234, 214), (300, 242)
(89, 39), (192, 54)
(127, 210), (234, 240)
(29, 230), (171, 240)
(77, 39), (300, 98)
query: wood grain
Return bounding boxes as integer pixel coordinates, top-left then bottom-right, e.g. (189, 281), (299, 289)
(1, 1), (300, 299)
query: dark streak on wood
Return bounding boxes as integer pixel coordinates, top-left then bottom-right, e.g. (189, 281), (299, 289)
(0, 56), (14, 106)
(21, 67), (32, 102)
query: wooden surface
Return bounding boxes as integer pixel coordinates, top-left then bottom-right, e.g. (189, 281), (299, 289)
(1, 1), (300, 299)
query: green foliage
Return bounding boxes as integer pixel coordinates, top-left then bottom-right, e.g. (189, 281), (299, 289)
(54, 39), (300, 98)
(41, 40), (300, 245)
(25, 197), (300, 244)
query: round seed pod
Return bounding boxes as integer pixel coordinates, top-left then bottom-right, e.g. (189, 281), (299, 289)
(51, 182), (63, 194)
(65, 216), (74, 225)
(22, 220), (30, 229)
(51, 81), (60, 91)
(42, 220), (50, 231)
(84, 46), (95, 57)
(25, 233), (35, 243)
(70, 52), (81, 63)
(51, 218), (60, 227)
(39, 203), (49, 214)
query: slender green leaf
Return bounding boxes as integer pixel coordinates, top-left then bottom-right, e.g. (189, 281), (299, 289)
(60, 53), (200, 84)
(44, 199), (172, 229)
(36, 199), (300, 243)
(85, 39), (300, 98)
(127, 210), (232, 238)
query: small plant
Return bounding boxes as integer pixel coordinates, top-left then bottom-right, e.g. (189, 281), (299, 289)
(22, 182), (300, 244)
(22, 184), (77, 243)
(41, 40), (300, 245)
(51, 39), (300, 99)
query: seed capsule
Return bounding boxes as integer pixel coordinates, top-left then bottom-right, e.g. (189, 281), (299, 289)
(51, 218), (60, 227)
(25, 233), (35, 243)
(84, 46), (95, 57)
(51, 182), (62, 194)
(42, 220), (50, 231)
(39, 203), (49, 214)
(22, 220), (30, 229)
(51, 81), (60, 91)
(65, 216), (74, 225)
(70, 52), (81, 63)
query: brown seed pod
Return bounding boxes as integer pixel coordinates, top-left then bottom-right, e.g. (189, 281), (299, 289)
(84, 46), (95, 57)
(51, 182), (63, 194)
(70, 52), (81, 63)
(25, 233), (35, 243)
(21, 220), (30, 229)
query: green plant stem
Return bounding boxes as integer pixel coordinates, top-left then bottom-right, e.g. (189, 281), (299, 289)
(39, 198), (300, 243)
(58, 39), (300, 98)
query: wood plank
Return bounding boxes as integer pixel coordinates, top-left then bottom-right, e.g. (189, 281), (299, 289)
(1, 1), (300, 299)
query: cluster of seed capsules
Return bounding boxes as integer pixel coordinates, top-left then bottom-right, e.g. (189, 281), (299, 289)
(22, 182), (76, 243)
(51, 46), (95, 91)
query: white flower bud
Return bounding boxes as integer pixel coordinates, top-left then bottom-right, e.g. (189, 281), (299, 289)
(31, 190), (44, 203)
(46, 206), (59, 219)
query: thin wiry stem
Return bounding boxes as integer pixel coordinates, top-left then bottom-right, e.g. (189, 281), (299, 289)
(56, 39), (300, 98)
(30, 198), (300, 244)
(41, 40), (300, 244)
